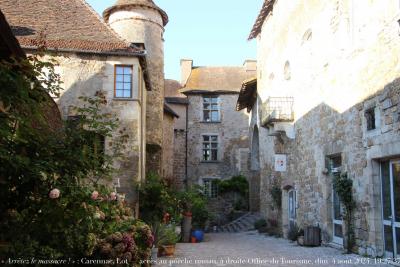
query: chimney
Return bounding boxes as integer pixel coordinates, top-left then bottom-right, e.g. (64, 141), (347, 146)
(180, 59), (193, 86)
(243, 59), (257, 72)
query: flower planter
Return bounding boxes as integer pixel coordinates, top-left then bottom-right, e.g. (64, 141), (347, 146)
(161, 245), (176, 257)
(192, 230), (204, 242)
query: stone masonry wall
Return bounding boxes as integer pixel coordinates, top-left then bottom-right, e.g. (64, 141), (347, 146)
(187, 94), (250, 223)
(46, 52), (146, 212)
(253, 0), (400, 256)
(108, 7), (165, 174)
(162, 113), (175, 180)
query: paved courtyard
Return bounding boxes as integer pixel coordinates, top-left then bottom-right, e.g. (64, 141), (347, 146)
(155, 232), (388, 267)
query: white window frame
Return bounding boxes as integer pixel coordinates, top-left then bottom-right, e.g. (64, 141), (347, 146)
(202, 134), (218, 162)
(202, 178), (219, 198)
(203, 96), (220, 122)
(114, 65), (133, 99)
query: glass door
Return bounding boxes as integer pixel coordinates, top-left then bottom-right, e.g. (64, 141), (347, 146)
(332, 188), (344, 244)
(288, 189), (297, 230)
(382, 160), (400, 257)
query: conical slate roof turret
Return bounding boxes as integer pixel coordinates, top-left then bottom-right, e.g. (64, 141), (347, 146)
(103, 0), (168, 26)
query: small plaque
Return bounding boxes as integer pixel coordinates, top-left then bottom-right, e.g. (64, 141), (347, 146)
(275, 154), (287, 172)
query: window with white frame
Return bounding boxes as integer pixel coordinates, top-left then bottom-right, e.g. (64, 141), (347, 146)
(115, 65), (133, 98)
(202, 135), (218, 161)
(203, 96), (220, 122)
(203, 178), (218, 198)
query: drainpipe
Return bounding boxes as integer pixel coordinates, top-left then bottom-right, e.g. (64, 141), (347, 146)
(185, 101), (189, 190)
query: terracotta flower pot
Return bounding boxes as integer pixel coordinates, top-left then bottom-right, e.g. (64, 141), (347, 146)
(161, 245), (176, 257)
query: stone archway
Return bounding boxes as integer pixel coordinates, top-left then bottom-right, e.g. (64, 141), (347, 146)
(249, 125), (261, 212)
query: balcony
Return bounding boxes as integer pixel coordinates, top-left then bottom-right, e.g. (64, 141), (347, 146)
(261, 97), (295, 139)
(261, 97), (294, 126)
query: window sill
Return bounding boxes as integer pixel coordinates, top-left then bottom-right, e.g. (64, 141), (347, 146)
(113, 98), (140, 102)
(201, 161), (221, 164)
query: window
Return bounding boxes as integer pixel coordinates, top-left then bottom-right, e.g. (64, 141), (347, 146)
(365, 107), (376, 131)
(203, 178), (218, 198)
(327, 154), (342, 175)
(203, 135), (218, 161)
(115, 65), (133, 98)
(203, 96), (220, 122)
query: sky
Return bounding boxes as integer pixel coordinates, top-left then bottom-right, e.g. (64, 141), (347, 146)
(87, 0), (264, 80)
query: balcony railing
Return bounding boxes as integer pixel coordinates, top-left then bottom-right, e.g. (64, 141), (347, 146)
(261, 97), (294, 126)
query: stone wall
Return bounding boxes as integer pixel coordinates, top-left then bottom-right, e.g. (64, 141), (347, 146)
(162, 112), (175, 180)
(107, 6), (165, 174)
(44, 52), (146, 213)
(252, 0), (400, 256)
(173, 129), (186, 190)
(187, 93), (250, 223)
(187, 94), (250, 184)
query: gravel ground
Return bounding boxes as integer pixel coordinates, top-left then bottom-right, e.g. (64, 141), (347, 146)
(153, 231), (389, 267)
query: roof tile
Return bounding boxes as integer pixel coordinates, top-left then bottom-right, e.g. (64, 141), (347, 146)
(0, 0), (142, 55)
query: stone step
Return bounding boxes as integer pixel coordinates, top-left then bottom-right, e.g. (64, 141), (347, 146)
(218, 212), (263, 233)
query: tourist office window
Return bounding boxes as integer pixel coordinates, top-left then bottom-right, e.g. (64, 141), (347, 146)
(114, 65), (133, 98)
(203, 96), (220, 122)
(203, 135), (218, 161)
(203, 178), (218, 198)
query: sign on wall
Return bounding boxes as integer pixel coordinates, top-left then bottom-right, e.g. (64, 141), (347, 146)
(274, 154), (287, 172)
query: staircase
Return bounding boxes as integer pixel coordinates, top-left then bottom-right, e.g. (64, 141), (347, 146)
(218, 212), (263, 233)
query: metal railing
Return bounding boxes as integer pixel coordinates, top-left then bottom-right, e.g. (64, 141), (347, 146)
(261, 97), (294, 126)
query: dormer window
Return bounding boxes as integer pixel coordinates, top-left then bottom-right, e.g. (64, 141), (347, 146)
(115, 65), (133, 98)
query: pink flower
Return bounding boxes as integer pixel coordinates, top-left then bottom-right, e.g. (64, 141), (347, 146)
(91, 191), (99, 200)
(110, 192), (117, 201)
(49, 188), (60, 199)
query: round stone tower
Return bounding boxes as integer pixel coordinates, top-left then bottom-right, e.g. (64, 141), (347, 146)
(104, 0), (168, 174)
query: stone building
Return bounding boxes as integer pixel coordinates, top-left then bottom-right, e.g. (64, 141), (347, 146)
(104, 0), (168, 175)
(165, 79), (188, 190)
(162, 102), (179, 181)
(238, 0), (400, 257)
(181, 59), (256, 223)
(0, 0), (168, 214)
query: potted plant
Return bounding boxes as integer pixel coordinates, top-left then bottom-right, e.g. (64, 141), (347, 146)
(154, 224), (180, 257)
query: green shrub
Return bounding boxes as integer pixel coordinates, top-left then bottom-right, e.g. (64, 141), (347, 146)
(178, 186), (210, 230)
(217, 175), (249, 198)
(0, 55), (152, 263)
(254, 219), (267, 230)
(139, 172), (181, 224)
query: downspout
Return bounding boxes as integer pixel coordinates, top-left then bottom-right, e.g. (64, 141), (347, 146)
(185, 101), (189, 190)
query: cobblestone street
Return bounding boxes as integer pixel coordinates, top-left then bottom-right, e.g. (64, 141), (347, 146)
(156, 232), (386, 267)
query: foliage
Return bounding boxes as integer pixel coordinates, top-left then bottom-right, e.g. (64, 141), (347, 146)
(254, 219), (267, 230)
(333, 172), (356, 253)
(178, 186), (211, 230)
(270, 185), (282, 209)
(93, 222), (153, 264)
(152, 224), (180, 247)
(0, 54), (151, 263)
(139, 172), (182, 224)
(216, 175), (249, 198)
